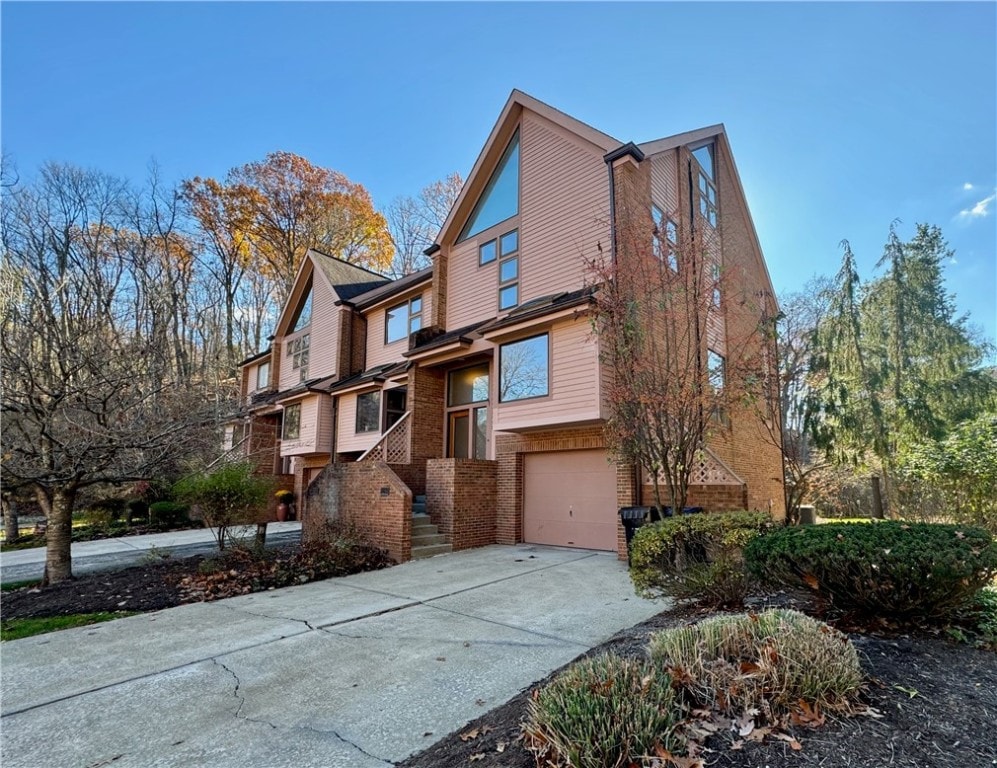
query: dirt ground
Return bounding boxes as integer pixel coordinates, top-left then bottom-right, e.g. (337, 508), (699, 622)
(398, 597), (997, 768)
(5, 562), (995, 768)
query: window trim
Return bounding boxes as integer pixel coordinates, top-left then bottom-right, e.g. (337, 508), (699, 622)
(497, 227), (519, 311)
(255, 361), (270, 390)
(498, 332), (550, 404)
(447, 362), (490, 407)
(385, 295), (424, 345)
(458, 129), (520, 243)
(282, 403), (301, 440)
(355, 390), (381, 434)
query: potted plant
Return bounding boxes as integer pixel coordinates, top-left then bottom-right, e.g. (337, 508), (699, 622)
(275, 490), (295, 522)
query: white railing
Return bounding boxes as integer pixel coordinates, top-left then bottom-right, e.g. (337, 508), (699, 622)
(358, 411), (411, 464)
(206, 434), (251, 470)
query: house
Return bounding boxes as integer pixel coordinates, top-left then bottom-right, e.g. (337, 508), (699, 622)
(226, 90), (785, 562)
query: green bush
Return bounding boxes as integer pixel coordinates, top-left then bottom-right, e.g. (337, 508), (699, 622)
(630, 510), (775, 605)
(745, 521), (997, 620)
(148, 501), (190, 528)
(524, 654), (679, 768)
(649, 609), (862, 718)
(174, 463), (272, 550)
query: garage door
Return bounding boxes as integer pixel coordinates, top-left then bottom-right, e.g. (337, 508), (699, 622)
(523, 449), (617, 550)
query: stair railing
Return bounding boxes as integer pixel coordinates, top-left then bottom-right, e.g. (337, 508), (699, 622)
(358, 411), (411, 464)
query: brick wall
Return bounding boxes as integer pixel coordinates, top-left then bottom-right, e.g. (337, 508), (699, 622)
(401, 364), (446, 496)
(303, 460), (412, 563)
(642, 482), (748, 512)
(426, 459), (497, 550)
(495, 424), (638, 561)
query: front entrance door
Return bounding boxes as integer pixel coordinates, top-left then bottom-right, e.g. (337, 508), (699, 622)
(448, 406), (487, 459)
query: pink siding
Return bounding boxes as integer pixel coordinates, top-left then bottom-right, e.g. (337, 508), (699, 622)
(492, 316), (601, 432)
(446, 109), (609, 330)
(336, 390), (382, 454)
(650, 150), (680, 215)
(277, 270), (341, 391)
(519, 112), (610, 305)
(365, 287), (433, 369)
(281, 395), (323, 456)
(315, 396), (334, 454)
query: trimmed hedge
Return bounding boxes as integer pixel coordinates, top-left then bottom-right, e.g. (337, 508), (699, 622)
(630, 510), (775, 602)
(745, 521), (997, 620)
(148, 501), (190, 528)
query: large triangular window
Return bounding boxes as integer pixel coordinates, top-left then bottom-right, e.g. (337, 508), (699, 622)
(459, 130), (520, 241)
(289, 278), (313, 332)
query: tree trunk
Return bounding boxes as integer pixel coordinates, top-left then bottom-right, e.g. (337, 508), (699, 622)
(2, 497), (20, 544)
(43, 486), (77, 585)
(870, 475), (885, 519)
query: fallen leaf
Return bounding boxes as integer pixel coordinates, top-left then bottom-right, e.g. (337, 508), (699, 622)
(893, 685), (920, 699)
(772, 733), (803, 750)
(459, 728), (479, 742)
(735, 715), (755, 737)
(469, 753), (485, 762)
(495, 741), (506, 753)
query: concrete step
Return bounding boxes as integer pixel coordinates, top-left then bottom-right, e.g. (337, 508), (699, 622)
(411, 502), (427, 515)
(411, 533), (447, 547)
(410, 543), (453, 559)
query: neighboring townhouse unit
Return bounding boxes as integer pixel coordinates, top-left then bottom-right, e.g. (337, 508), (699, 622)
(226, 89), (785, 562)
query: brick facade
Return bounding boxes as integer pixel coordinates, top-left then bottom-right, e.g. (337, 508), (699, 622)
(642, 482), (748, 512)
(426, 459), (497, 550)
(303, 460), (412, 563)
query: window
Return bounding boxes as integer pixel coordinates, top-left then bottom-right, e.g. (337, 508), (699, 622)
(652, 206), (679, 271)
(692, 144), (715, 180)
(699, 172), (718, 228)
(256, 361), (270, 390)
(448, 364), (489, 406)
(711, 261), (722, 307)
(385, 295), (423, 344)
(499, 334), (549, 402)
(356, 391), (380, 433)
(282, 404), (301, 440)
(290, 279), (313, 332)
(384, 388), (407, 429)
(287, 333), (310, 381)
(459, 131), (520, 241)
(447, 364), (489, 460)
(497, 228), (519, 310)
(707, 349), (727, 424)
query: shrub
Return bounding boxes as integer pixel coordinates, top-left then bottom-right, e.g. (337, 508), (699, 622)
(524, 654), (680, 768)
(126, 499), (149, 525)
(649, 609), (862, 719)
(173, 463), (271, 550)
(88, 497), (127, 523)
(630, 510), (775, 606)
(148, 501), (190, 528)
(745, 521), (997, 620)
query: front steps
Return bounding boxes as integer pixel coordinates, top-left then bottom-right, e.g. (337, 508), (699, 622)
(410, 494), (452, 559)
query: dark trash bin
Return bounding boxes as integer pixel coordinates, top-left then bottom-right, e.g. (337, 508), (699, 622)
(661, 506), (705, 517)
(619, 506), (653, 566)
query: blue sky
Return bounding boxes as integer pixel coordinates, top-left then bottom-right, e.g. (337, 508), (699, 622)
(3, 2), (995, 346)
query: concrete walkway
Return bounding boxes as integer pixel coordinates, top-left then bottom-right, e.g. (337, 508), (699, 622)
(0, 522), (303, 583)
(1, 544), (663, 767)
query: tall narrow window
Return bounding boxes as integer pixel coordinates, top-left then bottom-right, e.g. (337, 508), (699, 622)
(693, 143), (718, 228)
(256, 361), (270, 390)
(290, 279), (313, 332)
(287, 334), (310, 381)
(356, 391), (380, 433)
(282, 404), (301, 440)
(711, 261), (722, 307)
(385, 295), (423, 344)
(459, 131), (520, 241)
(498, 229), (519, 310)
(652, 206), (679, 272)
(707, 349), (727, 424)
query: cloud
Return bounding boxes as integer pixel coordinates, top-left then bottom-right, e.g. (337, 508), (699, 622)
(959, 192), (995, 219)
(963, 182), (974, 191)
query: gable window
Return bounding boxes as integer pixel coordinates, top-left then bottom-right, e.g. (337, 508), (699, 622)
(385, 295), (423, 344)
(499, 334), (549, 402)
(282, 403), (301, 440)
(356, 391), (380, 433)
(711, 261), (722, 307)
(498, 229), (519, 310)
(287, 334), (310, 381)
(707, 349), (727, 424)
(256, 361), (270, 390)
(652, 205), (679, 271)
(289, 279), (313, 332)
(459, 131), (520, 241)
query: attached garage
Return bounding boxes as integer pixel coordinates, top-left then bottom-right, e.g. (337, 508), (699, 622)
(523, 449), (618, 550)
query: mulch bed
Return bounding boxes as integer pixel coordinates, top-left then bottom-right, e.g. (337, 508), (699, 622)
(399, 594), (997, 768)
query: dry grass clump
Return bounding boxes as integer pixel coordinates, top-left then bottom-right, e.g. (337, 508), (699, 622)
(524, 654), (679, 768)
(649, 609), (862, 719)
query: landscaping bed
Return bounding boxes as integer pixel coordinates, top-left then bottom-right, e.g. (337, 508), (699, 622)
(398, 593), (997, 768)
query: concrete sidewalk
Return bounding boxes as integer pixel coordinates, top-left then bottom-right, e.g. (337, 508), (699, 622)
(0, 522), (303, 583)
(0, 544), (663, 767)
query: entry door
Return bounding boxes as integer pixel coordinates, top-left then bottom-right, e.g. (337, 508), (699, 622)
(523, 450), (617, 550)
(448, 407), (487, 459)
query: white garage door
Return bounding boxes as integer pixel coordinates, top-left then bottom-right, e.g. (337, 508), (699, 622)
(523, 449), (618, 550)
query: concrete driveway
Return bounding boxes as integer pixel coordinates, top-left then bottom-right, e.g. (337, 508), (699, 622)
(1, 544), (663, 767)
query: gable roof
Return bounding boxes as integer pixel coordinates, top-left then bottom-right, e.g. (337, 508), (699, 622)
(433, 89), (624, 250)
(342, 266), (434, 311)
(637, 124), (725, 157)
(309, 249), (390, 300)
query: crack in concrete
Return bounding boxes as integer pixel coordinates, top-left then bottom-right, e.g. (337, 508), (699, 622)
(213, 601), (319, 632)
(210, 658), (391, 765)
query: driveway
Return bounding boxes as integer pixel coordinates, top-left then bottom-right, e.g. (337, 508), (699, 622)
(1, 544), (663, 767)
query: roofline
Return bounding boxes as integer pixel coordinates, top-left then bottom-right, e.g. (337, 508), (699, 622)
(342, 267), (434, 312)
(637, 124), (726, 157)
(237, 348), (272, 367)
(603, 142), (645, 165)
(432, 89), (624, 249)
(308, 248), (390, 281)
